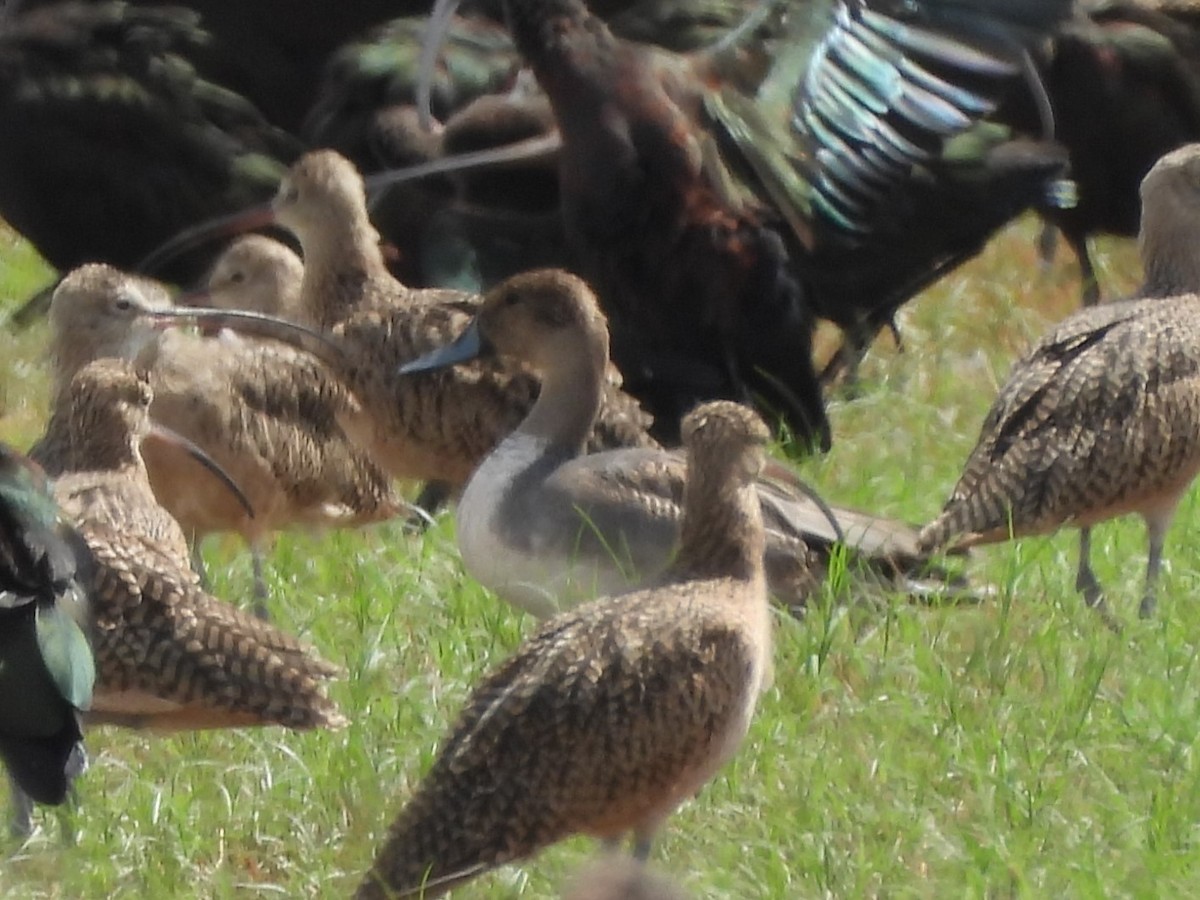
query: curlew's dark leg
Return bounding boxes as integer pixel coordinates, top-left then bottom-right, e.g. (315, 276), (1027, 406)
(1067, 232), (1100, 307)
(1036, 221), (1058, 272)
(1140, 516), (1169, 619)
(631, 830), (655, 862)
(1076, 528), (1120, 632)
(8, 771), (33, 838)
(251, 550), (270, 620)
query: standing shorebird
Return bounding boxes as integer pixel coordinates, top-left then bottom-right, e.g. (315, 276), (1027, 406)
(40, 358), (346, 732)
(0, 444), (94, 836)
(402, 268), (966, 617)
(37, 262), (405, 611)
(918, 143), (1200, 620)
(142, 150), (661, 489)
(355, 400), (773, 898)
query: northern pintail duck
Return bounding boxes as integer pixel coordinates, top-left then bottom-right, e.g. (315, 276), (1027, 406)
(356, 400), (772, 899)
(403, 268), (960, 617)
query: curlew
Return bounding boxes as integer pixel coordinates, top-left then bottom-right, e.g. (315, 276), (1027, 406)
(918, 143), (1200, 620)
(36, 262), (405, 610)
(143, 149), (661, 493)
(42, 357), (346, 731)
(0, 444), (94, 836)
(402, 269), (965, 618)
(182, 234), (306, 324)
(355, 400), (773, 899)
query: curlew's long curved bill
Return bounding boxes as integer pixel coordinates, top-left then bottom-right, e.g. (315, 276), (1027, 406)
(136, 204), (277, 276)
(140, 306), (346, 368)
(144, 423), (256, 521)
(398, 318), (486, 375)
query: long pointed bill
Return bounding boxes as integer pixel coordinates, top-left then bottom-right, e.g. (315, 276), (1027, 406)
(144, 424), (256, 520)
(398, 319), (486, 375)
(140, 306), (346, 368)
(136, 203), (277, 275)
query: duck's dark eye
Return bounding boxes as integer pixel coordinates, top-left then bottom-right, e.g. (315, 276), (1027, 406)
(503, 292), (519, 307)
(114, 296), (133, 312)
(230, 271), (245, 284)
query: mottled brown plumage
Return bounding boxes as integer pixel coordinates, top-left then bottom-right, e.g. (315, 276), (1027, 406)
(918, 145), (1200, 619)
(355, 401), (771, 899)
(36, 262), (404, 607)
(163, 150), (659, 489)
(45, 359), (345, 731)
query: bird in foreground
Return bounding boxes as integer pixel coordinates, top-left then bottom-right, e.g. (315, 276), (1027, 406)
(355, 400), (772, 899)
(42, 358), (346, 732)
(37, 262), (405, 613)
(402, 268), (968, 618)
(917, 142), (1200, 622)
(0, 444), (94, 836)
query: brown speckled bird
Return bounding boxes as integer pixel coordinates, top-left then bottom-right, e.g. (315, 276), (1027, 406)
(918, 143), (1200, 620)
(147, 149), (660, 491)
(36, 262), (404, 612)
(43, 358), (346, 731)
(355, 400), (771, 899)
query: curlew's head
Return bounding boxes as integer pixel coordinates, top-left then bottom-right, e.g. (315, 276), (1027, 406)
(272, 150), (374, 244)
(1139, 142), (1200, 297)
(402, 268), (608, 377)
(681, 400), (770, 487)
(672, 400), (769, 582)
(48, 265), (170, 399)
(184, 235), (305, 322)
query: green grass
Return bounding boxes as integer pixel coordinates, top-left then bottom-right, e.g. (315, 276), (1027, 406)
(5, 219), (1199, 898)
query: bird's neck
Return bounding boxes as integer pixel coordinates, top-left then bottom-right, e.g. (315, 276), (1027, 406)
(673, 475), (765, 586)
(300, 219), (391, 328)
(1141, 230), (1200, 298)
(516, 344), (605, 455)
